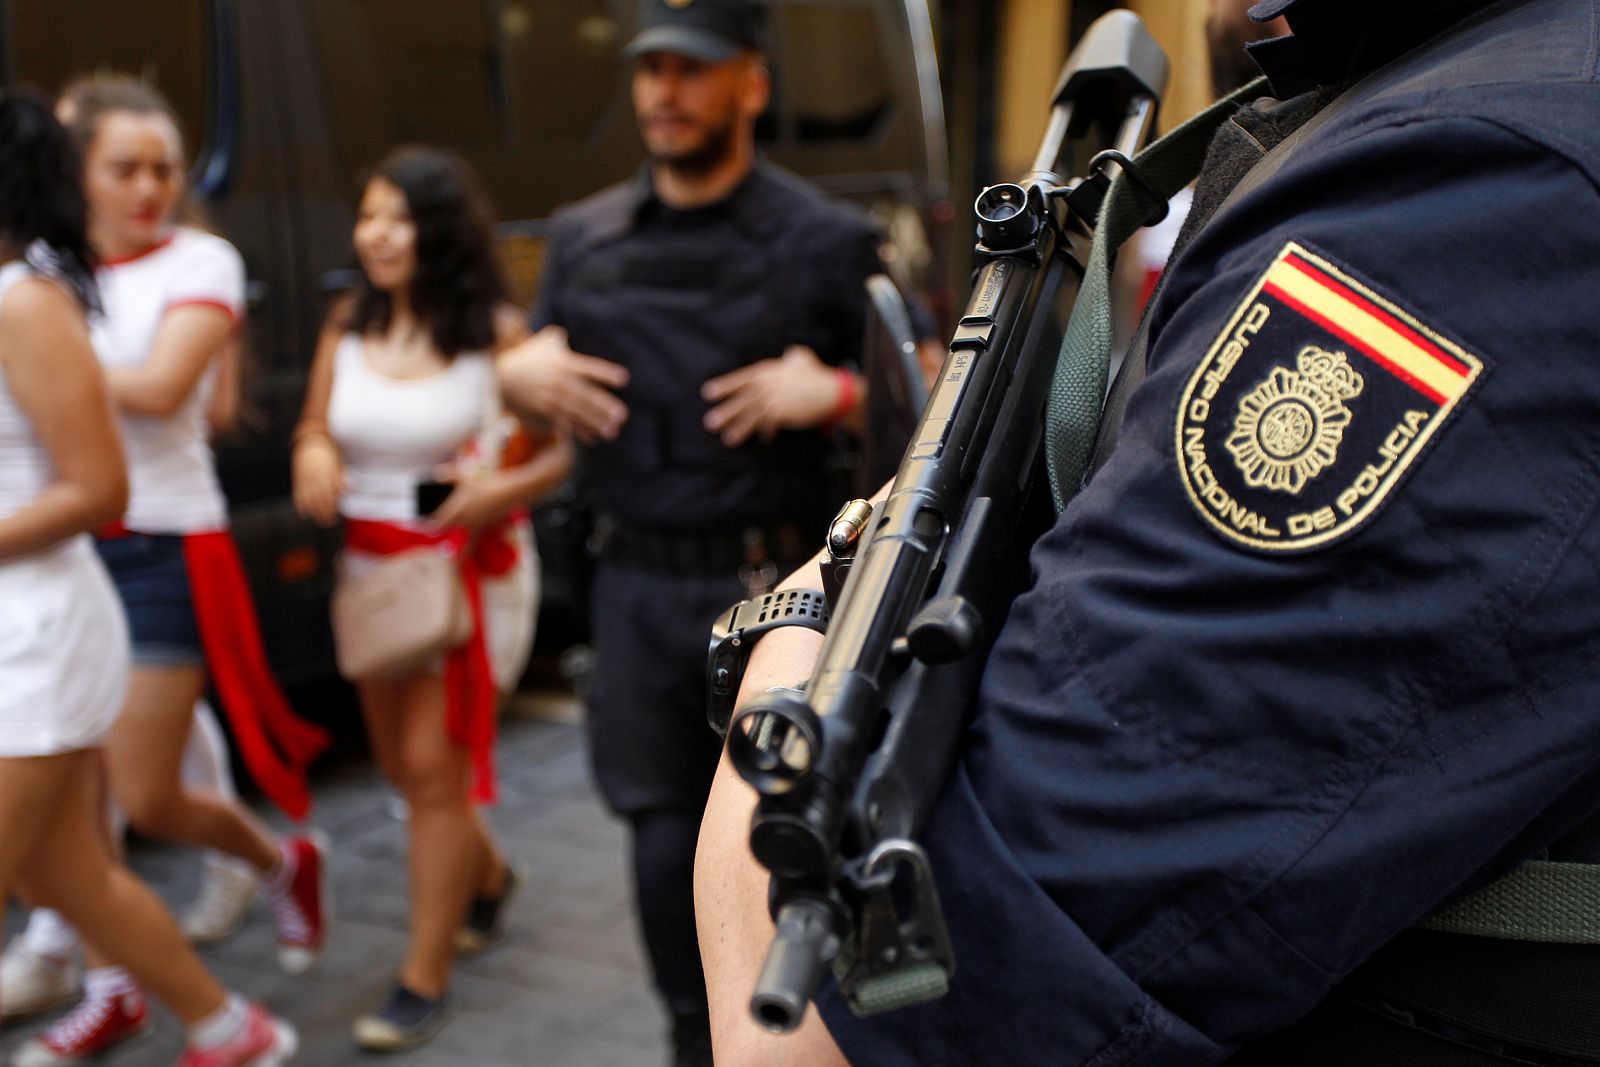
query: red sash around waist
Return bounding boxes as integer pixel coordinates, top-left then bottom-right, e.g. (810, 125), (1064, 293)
(342, 516), (523, 805)
(185, 531), (331, 820)
(98, 522), (331, 822)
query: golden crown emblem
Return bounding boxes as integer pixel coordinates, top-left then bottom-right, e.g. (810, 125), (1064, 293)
(1225, 346), (1365, 496)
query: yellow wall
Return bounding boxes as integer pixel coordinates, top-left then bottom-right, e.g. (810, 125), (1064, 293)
(1126, 0), (1211, 129)
(995, 0), (1211, 179)
(995, 0), (1070, 178)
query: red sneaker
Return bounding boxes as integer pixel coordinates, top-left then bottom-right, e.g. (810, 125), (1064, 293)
(11, 985), (151, 1066)
(269, 832), (330, 975)
(174, 1001), (298, 1067)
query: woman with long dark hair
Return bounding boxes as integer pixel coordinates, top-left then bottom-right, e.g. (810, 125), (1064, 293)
(0, 87), (295, 1067)
(293, 145), (570, 1049)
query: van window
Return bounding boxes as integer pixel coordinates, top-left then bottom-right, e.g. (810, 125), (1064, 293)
(310, 0), (626, 208)
(8, 0), (209, 154)
(770, 4), (892, 143)
(503, 2), (624, 144)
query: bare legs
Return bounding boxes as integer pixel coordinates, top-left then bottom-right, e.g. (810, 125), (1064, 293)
(0, 750), (226, 1025)
(359, 672), (507, 998)
(101, 666), (279, 872)
(65, 665), (282, 979)
(0, 754), (81, 914)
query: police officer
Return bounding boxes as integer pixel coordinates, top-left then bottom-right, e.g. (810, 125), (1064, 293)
(497, 1), (881, 1061)
(697, 0), (1600, 1063)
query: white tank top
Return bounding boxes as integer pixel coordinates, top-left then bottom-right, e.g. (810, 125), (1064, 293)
(0, 261), (59, 523)
(93, 227), (246, 534)
(327, 333), (497, 524)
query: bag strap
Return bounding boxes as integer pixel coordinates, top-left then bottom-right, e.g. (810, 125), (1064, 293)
(1045, 77), (1269, 510)
(1418, 861), (1600, 945)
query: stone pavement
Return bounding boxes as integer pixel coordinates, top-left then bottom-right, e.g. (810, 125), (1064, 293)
(2, 693), (672, 1067)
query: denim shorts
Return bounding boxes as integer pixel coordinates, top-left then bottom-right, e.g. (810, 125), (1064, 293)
(94, 532), (204, 668)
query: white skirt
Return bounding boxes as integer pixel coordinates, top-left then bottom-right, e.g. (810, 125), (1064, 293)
(0, 535), (130, 756)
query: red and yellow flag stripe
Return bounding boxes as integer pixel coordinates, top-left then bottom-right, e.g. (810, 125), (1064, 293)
(1262, 249), (1474, 405)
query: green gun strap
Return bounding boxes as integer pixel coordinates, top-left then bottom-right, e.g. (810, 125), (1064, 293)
(1045, 77), (1269, 511)
(1417, 860), (1600, 944)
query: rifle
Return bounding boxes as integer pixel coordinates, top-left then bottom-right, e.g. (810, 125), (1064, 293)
(714, 11), (1170, 1033)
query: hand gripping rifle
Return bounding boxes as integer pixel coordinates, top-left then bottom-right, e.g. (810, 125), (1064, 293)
(713, 11), (1169, 1034)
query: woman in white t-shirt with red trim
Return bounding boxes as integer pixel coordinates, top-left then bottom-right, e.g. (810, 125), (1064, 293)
(293, 146), (571, 1050)
(0, 87), (295, 1067)
(1, 77), (327, 1067)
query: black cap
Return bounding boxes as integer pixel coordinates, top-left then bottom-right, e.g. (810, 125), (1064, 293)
(623, 0), (768, 63)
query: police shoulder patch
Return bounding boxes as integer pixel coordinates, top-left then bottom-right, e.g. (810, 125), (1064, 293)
(1174, 242), (1485, 553)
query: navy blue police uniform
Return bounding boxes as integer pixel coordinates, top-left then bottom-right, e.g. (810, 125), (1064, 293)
(815, 0), (1600, 1062)
(532, 163), (880, 1017)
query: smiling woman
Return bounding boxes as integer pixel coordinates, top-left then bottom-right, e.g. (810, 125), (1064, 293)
(291, 144), (572, 1052)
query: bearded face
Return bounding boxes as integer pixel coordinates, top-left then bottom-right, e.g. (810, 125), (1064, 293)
(632, 51), (767, 177)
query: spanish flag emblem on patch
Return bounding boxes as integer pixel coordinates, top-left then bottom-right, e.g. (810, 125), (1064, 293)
(1175, 242), (1486, 553)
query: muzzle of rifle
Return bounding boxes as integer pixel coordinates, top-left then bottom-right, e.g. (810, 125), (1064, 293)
(750, 896), (844, 1034)
(728, 689), (823, 796)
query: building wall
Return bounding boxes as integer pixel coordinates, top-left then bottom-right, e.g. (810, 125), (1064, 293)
(993, 0), (1211, 179)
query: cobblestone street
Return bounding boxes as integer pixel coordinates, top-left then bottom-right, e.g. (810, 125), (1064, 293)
(3, 693), (669, 1067)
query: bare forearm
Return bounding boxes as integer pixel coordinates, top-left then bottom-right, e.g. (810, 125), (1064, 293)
(0, 482), (121, 562)
(696, 552), (850, 1065)
(486, 436), (574, 511)
(108, 305), (235, 419)
(106, 366), (188, 418)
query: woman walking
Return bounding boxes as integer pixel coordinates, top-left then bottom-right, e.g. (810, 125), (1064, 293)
(293, 146), (569, 1050)
(0, 87), (295, 1067)
(4, 77), (328, 1067)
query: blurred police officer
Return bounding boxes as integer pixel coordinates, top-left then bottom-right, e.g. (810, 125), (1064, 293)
(498, 1), (880, 1061)
(697, 0), (1600, 1063)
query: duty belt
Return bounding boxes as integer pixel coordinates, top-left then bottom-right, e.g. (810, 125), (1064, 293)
(597, 517), (811, 586)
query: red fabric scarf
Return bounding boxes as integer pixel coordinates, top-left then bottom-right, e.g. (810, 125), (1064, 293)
(182, 530), (331, 821)
(342, 517), (520, 804)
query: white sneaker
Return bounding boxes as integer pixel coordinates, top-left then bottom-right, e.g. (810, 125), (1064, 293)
(180, 858), (261, 945)
(0, 944), (79, 1023)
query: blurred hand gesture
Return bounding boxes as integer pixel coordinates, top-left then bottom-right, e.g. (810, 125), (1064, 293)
(701, 344), (840, 448)
(427, 470), (511, 535)
(498, 326), (630, 445)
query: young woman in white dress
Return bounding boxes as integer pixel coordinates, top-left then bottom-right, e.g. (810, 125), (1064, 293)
(3, 77), (327, 1067)
(0, 87), (295, 1067)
